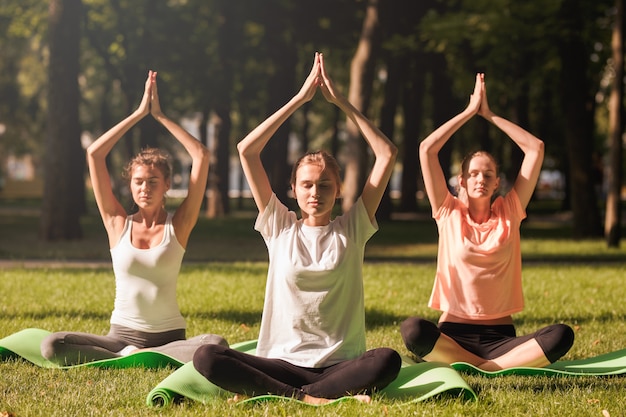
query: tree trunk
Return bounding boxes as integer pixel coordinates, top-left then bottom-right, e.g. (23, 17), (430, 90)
(430, 52), (456, 198)
(605, 0), (624, 247)
(378, 51), (402, 218)
(400, 54), (422, 213)
(40, 0), (84, 240)
(208, 108), (231, 217)
(341, 0), (381, 213)
(557, 0), (603, 238)
(206, 0), (239, 217)
(260, 2), (297, 207)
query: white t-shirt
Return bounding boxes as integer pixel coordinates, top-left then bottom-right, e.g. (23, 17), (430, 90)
(109, 213), (187, 332)
(255, 194), (377, 367)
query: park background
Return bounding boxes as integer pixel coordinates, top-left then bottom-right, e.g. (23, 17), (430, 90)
(1, 1), (626, 416)
(0, 0), (624, 243)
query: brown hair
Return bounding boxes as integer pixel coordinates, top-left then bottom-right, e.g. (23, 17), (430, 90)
(290, 150), (342, 191)
(122, 147), (172, 183)
(459, 150), (499, 179)
(456, 150), (499, 202)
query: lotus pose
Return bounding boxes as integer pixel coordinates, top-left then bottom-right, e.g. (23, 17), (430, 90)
(400, 73), (574, 371)
(192, 53), (402, 405)
(41, 71), (227, 366)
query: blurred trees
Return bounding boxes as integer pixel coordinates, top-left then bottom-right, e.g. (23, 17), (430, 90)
(40, 0), (83, 240)
(606, 0), (624, 247)
(0, 0), (623, 242)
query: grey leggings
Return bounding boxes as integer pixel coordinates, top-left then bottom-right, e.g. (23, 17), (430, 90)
(40, 324), (228, 366)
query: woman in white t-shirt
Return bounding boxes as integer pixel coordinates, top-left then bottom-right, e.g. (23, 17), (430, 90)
(193, 53), (401, 405)
(400, 73), (574, 371)
(41, 71), (227, 366)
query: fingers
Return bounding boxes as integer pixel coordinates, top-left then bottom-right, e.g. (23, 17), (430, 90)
(150, 71), (158, 98)
(473, 73), (483, 95)
(296, 53), (322, 101)
(318, 53), (337, 102)
(319, 52), (328, 80)
(308, 52), (321, 85)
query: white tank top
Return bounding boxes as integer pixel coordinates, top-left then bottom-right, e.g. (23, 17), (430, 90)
(109, 213), (186, 332)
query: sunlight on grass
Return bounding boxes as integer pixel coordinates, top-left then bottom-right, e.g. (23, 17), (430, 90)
(2, 261), (625, 416)
(1, 210), (626, 416)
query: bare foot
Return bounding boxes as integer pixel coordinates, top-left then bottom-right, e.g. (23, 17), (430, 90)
(227, 394), (248, 404)
(352, 394), (372, 403)
(302, 394), (371, 405)
(302, 394), (331, 405)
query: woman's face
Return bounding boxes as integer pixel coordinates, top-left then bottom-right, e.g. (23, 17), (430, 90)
(129, 164), (169, 210)
(292, 163), (340, 226)
(460, 154), (499, 200)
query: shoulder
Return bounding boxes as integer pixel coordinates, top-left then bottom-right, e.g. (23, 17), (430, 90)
(494, 190), (526, 221)
(255, 194), (297, 236)
(434, 192), (460, 221)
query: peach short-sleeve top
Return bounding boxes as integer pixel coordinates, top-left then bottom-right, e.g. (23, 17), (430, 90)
(428, 190), (526, 320)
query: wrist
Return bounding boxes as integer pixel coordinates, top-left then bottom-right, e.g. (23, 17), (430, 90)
(132, 109), (148, 119)
(152, 111), (167, 121)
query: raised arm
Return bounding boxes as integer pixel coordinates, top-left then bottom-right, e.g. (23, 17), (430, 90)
(237, 53), (321, 214)
(419, 73), (483, 214)
(318, 53), (397, 220)
(149, 71), (210, 248)
(477, 78), (544, 209)
(86, 72), (151, 247)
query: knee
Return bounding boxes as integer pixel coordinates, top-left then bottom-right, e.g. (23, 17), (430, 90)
(40, 333), (64, 360)
(376, 347), (402, 371)
(400, 317), (441, 358)
(192, 343), (229, 378)
(536, 324), (575, 363)
(197, 333), (229, 348)
(362, 348), (402, 389)
(377, 348), (402, 385)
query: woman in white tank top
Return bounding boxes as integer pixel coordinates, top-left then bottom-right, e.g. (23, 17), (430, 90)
(40, 70), (227, 366)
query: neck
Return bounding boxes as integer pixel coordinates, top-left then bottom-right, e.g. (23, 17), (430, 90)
(301, 213), (331, 227)
(467, 199), (491, 224)
(134, 207), (166, 227)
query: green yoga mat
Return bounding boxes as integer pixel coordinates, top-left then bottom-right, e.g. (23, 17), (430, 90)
(146, 341), (477, 407)
(451, 347), (626, 377)
(0, 328), (184, 369)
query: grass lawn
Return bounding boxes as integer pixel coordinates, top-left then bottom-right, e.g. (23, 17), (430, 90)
(1, 199), (625, 416)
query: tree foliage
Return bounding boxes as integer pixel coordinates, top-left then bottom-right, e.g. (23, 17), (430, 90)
(0, 0), (623, 240)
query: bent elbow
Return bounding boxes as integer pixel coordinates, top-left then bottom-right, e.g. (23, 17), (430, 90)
(419, 140), (435, 160)
(530, 138), (545, 160)
(536, 138), (545, 155)
(85, 144), (98, 162)
(389, 142), (399, 163)
(200, 144), (210, 161)
(236, 141), (247, 157)
(236, 141), (257, 160)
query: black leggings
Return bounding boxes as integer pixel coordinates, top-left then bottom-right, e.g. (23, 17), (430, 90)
(400, 317), (574, 363)
(192, 344), (402, 400)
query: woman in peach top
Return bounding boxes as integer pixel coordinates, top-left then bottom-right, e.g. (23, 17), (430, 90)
(400, 73), (574, 371)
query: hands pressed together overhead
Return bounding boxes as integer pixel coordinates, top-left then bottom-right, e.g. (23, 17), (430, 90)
(137, 70), (165, 119)
(467, 72), (494, 119)
(297, 52), (345, 106)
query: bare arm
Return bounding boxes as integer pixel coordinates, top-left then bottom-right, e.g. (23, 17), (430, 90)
(150, 72), (210, 248)
(237, 53), (321, 214)
(318, 53), (397, 220)
(477, 82), (544, 209)
(86, 72), (151, 247)
(419, 73), (483, 214)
